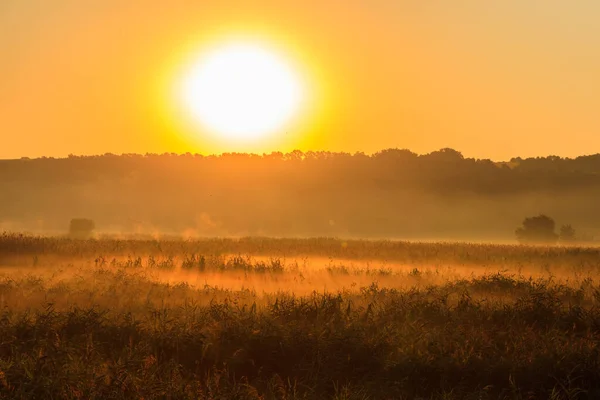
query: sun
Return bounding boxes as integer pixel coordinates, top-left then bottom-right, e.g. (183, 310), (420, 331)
(178, 42), (304, 142)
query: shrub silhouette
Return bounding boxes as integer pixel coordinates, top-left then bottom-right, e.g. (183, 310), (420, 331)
(69, 218), (95, 238)
(559, 224), (577, 244)
(515, 214), (558, 244)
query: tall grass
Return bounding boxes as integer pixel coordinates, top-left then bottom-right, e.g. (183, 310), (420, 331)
(0, 234), (599, 398)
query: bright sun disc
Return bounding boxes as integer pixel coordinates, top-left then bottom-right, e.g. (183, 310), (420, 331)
(180, 43), (304, 141)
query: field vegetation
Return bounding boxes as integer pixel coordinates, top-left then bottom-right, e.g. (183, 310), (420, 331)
(0, 233), (599, 399)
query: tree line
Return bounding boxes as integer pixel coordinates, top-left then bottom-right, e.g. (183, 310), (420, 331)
(9, 148), (600, 194)
(3, 148), (600, 240)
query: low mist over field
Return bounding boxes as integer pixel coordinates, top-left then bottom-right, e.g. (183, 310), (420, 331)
(4, 149), (600, 242)
(1, 234), (600, 398)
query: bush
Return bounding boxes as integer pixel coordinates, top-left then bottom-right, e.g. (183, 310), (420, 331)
(559, 224), (577, 244)
(68, 218), (95, 238)
(515, 214), (558, 244)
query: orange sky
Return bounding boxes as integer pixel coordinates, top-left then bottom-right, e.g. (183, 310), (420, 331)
(2, 1), (600, 160)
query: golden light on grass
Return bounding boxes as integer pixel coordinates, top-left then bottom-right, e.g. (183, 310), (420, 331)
(176, 41), (306, 144)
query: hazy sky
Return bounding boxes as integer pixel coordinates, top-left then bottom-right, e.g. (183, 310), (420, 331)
(2, 1), (599, 160)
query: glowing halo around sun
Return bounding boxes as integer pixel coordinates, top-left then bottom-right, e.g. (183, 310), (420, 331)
(178, 42), (305, 142)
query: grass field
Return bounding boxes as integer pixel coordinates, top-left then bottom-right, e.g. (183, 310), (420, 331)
(0, 233), (599, 399)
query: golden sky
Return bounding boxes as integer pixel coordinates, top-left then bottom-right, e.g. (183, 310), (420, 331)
(1, 1), (599, 160)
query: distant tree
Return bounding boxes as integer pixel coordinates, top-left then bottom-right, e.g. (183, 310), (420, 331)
(69, 218), (95, 239)
(424, 148), (464, 163)
(559, 224), (577, 244)
(515, 215), (558, 244)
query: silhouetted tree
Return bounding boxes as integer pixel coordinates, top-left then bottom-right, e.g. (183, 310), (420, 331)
(69, 218), (95, 239)
(515, 215), (558, 244)
(559, 224), (577, 243)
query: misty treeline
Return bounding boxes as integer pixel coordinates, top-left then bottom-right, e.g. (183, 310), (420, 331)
(3, 148), (600, 240)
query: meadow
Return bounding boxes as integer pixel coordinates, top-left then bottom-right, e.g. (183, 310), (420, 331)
(0, 233), (599, 399)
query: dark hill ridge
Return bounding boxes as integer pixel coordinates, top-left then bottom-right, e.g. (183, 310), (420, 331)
(2, 148), (600, 240)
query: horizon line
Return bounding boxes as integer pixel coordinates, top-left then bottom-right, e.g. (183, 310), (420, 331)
(3, 147), (600, 163)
